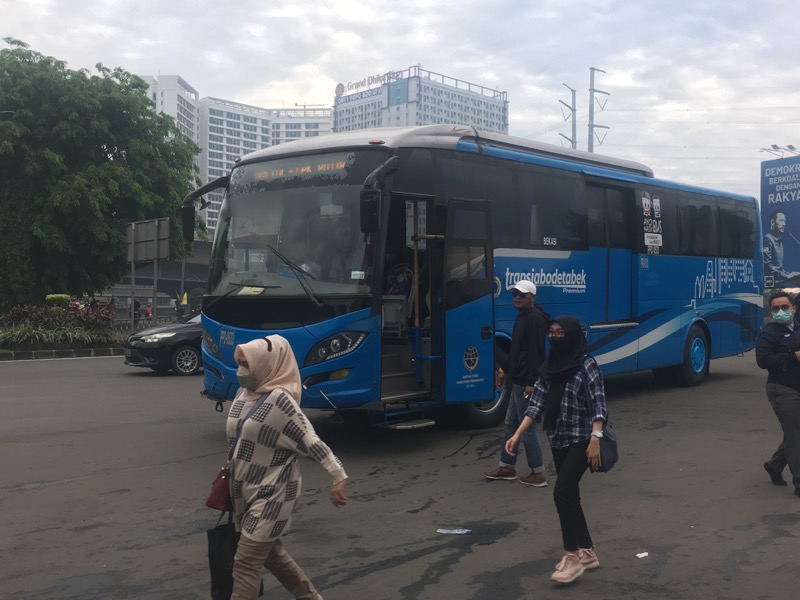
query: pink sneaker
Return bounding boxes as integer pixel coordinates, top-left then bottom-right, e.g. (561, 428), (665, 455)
(578, 547), (600, 569)
(550, 552), (585, 583)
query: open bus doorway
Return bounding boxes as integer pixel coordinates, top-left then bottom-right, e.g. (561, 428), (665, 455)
(378, 195), (436, 413)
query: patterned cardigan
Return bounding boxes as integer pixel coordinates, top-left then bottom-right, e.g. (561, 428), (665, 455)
(226, 388), (348, 542)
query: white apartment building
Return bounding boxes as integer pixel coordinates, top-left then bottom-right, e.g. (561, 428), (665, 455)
(333, 65), (508, 134)
(197, 98), (333, 234)
(140, 75), (201, 142)
(139, 76), (333, 237)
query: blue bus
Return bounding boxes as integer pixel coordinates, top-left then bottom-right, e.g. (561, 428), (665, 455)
(182, 125), (762, 428)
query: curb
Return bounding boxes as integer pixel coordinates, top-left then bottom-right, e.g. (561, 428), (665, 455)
(0, 348), (125, 361)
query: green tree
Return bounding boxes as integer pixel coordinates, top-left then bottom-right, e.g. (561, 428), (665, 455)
(0, 38), (200, 311)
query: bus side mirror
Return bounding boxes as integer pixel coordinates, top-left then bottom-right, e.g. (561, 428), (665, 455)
(181, 202), (196, 242)
(360, 188), (380, 233)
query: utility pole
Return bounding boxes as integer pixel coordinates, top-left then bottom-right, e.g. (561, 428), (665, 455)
(294, 102), (326, 116)
(588, 67), (609, 153)
(558, 83), (577, 149)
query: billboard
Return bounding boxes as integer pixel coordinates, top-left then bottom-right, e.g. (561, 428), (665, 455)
(760, 154), (800, 289)
(125, 218), (170, 263)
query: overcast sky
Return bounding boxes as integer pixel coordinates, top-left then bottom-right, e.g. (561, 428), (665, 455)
(4, 0), (799, 199)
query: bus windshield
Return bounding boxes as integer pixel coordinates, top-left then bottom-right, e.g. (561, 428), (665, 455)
(208, 150), (385, 298)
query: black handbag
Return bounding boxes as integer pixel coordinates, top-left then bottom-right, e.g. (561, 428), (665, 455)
(595, 421), (618, 472)
(207, 513), (263, 599)
(207, 513), (238, 600)
(581, 361), (618, 472)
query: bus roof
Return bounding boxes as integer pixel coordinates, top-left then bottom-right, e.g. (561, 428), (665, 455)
(237, 124), (654, 177)
(235, 125), (754, 201)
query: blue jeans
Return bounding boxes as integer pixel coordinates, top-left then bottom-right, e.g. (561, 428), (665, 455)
(499, 384), (544, 473)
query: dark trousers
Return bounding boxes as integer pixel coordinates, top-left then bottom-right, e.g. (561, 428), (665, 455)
(765, 383), (800, 491)
(551, 440), (593, 552)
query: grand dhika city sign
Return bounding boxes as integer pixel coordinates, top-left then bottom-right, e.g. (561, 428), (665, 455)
(335, 70), (405, 96)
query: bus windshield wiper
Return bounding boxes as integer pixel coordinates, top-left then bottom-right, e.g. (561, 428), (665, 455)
(266, 245), (324, 308)
(266, 245), (316, 280)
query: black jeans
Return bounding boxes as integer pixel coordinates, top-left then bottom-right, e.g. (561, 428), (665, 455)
(765, 382), (800, 491)
(551, 440), (592, 552)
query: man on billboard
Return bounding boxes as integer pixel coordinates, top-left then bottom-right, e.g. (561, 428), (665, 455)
(764, 209), (800, 287)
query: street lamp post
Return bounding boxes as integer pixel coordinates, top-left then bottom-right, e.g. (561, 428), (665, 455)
(760, 144), (800, 158)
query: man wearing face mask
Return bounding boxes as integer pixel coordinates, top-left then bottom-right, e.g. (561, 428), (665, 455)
(755, 291), (800, 498)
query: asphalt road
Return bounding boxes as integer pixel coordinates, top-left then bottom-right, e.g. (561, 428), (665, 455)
(0, 354), (797, 600)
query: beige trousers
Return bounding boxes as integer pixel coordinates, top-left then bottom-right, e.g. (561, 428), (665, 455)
(232, 535), (321, 600)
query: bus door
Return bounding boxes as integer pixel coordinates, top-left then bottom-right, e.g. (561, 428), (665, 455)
(379, 195), (434, 402)
(586, 185), (638, 370)
(442, 199), (495, 404)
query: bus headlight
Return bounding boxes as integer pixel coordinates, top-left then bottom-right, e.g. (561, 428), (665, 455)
(203, 330), (220, 358)
(305, 332), (367, 366)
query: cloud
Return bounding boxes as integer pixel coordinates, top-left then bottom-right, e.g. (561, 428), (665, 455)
(3, 0), (799, 198)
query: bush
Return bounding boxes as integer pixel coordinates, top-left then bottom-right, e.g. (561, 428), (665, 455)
(45, 294), (71, 307)
(0, 304), (118, 350)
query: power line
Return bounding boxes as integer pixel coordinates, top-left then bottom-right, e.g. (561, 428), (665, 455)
(602, 143), (755, 150)
(599, 155), (763, 160)
(598, 119), (800, 125)
(604, 106), (800, 113)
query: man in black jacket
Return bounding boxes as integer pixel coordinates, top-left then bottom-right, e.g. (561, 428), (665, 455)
(484, 280), (550, 486)
(756, 290), (800, 497)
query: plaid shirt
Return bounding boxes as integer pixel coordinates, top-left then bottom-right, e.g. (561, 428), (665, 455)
(524, 356), (608, 449)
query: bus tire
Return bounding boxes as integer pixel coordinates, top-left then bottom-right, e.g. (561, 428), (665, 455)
(677, 325), (709, 387)
(456, 343), (509, 428)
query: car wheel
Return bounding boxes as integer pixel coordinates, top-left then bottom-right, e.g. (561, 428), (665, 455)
(171, 345), (201, 375)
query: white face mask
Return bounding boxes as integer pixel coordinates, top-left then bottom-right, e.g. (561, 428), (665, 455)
(236, 366), (259, 390)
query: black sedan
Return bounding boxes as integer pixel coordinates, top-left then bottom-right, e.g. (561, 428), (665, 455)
(124, 310), (203, 375)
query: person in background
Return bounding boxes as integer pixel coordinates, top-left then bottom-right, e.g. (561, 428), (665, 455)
(506, 316), (608, 584)
(228, 336), (348, 600)
(484, 280), (550, 487)
(755, 290), (800, 498)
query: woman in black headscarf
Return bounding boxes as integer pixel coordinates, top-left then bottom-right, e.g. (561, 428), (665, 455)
(505, 315), (608, 585)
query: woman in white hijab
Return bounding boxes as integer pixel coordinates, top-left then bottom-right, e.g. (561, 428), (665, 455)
(227, 335), (348, 600)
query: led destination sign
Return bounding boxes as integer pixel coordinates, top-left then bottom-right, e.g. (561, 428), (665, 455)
(235, 152), (356, 187)
(254, 160), (349, 182)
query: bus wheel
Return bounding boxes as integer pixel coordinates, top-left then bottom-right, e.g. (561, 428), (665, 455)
(677, 325), (709, 387)
(456, 344), (509, 428)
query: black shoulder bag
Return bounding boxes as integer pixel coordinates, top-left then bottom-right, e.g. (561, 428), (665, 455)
(581, 361), (618, 472)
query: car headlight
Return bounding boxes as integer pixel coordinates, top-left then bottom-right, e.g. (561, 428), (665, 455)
(141, 332), (176, 343)
(305, 332), (367, 366)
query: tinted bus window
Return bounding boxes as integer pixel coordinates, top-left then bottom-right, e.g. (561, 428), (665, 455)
(636, 187), (680, 255)
(680, 195), (719, 257)
(587, 186), (634, 249)
(518, 170), (586, 250)
(438, 154), (515, 248)
(719, 199), (758, 258)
